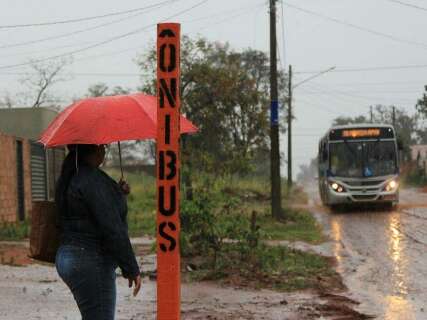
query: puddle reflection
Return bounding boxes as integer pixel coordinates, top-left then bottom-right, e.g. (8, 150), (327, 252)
(328, 212), (417, 319)
(330, 219), (344, 273)
(388, 214), (408, 295)
(384, 295), (415, 320)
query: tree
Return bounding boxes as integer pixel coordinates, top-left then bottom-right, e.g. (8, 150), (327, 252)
(85, 83), (131, 97)
(20, 57), (72, 109)
(136, 36), (287, 176)
(0, 91), (14, 108)
(332, 115), (368, 126)
(416, 85), (427, 116)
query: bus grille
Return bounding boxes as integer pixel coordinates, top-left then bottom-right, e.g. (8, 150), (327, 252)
(342, 179), (385, 186)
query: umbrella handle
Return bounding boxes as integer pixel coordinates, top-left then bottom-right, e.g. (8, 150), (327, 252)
(118, 141), (124, 181)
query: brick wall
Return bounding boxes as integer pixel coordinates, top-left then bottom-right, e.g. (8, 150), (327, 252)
(0, 132), (32, 222)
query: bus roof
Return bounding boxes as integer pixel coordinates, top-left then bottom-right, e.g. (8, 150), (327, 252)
(330, 123), (394, 131)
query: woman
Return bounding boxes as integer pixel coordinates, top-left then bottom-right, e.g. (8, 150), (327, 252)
(55, 144), (141, 320)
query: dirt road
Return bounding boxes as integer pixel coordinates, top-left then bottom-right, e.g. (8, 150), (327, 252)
(310, 187), (427, 319)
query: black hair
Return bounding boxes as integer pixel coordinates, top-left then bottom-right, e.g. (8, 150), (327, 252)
(55, 144), (100, 217)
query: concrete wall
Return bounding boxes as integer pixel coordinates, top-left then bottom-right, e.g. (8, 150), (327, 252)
(0, 107), (58, 141)
(0, 132), (32, 222)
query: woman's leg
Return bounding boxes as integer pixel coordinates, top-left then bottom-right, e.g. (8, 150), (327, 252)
(55, 245), (117, 320)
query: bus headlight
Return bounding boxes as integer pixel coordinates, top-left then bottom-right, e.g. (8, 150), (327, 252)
(384, 180), (398, 192)
(330, 182), (346, 193)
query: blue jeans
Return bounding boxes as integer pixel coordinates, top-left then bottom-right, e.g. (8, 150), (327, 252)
(55, 244), (118, 320)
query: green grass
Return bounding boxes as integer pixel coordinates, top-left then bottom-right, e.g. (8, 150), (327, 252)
(106, 170), (321, 242)
(188, 243), (335, 292)
(105, 168), (157, 237)
(0, 220), (30, 241)
(402, 169), (427, 187)
(26, 168), (331, 293)
(258, 209), (325, 244)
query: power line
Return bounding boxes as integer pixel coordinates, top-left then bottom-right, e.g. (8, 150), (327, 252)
(0, 0), (209, 70)
(386, 0), (427, 12)
(67, 1), (263, 65)
(181, 1), (264, 24)
(0, 71), (141, 77)
(295, 63), (427, 74)
(0, 1), (180, 29)
(282, 1), (427, 50)
(297, 79), (426, 86)
(197, 2), (265, 32)
(0, 0), (175, 49)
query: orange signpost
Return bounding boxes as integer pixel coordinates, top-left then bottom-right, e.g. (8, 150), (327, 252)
(156, 23), (181, 319)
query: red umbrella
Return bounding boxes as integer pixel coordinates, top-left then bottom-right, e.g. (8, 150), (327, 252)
(39, 93), (197, 147)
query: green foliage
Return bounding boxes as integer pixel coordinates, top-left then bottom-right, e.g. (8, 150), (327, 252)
(106, 168), (157, 237)
(179, 174), (330, 291)
(333, 115), (369, 126)
(258, 209), (324, 243)
(403, 167), (427, 186)
(107, 169), (330, 292)
(416, 85), (427, 118)
(85, 82), (131, 97)
(137, 35), (288, 176)
(0, 220), (30, 241)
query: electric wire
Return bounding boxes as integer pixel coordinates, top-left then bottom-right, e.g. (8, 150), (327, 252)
(385, 0), (427, 12)
(0, 1), (180, 29)
(282, 1), (427, 50)
(0, 0), (209, 70)
(295, 64), (427, 74)
(57, 1), (262, 66)
(0, 0), (175, 49)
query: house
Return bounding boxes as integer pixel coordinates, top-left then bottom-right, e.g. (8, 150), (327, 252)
(0, 107), (65, 222)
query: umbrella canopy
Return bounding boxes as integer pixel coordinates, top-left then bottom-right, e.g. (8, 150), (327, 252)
(39, 93), (197, 147)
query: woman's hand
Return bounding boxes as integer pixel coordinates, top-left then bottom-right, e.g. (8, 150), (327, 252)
(118, 179), (131, 195)
(127, 274), (142, 297)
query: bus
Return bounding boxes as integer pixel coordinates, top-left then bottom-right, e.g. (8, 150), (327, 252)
(318, 124), (399, 208)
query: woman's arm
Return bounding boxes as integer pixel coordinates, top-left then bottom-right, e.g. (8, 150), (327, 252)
(82, 170), (140, 278)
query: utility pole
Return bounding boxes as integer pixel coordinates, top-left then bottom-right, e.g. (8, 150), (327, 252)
(392, 106), (396, 127)
(370, 106), (373, 123)
(269, 0), (282, 219)
(287, 65), (292, 191)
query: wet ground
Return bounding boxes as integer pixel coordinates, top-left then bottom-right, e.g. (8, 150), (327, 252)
(310, 187), (427, 319)
(5, 186), (427, 319)
(0, 237), (353, 319)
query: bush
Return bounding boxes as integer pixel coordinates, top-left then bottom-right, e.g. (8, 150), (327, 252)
(0, 220), (30, 241)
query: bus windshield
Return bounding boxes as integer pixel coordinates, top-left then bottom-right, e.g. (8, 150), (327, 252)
(329, 140), (397, 178)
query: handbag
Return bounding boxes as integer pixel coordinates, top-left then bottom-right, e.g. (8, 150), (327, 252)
(29, 201), (60, 263)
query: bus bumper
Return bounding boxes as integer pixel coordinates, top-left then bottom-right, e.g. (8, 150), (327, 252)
(326, 180), (399, 205)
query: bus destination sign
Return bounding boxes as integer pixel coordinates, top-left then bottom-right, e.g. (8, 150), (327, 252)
(329, 127), (394, 141)
(342, 129), (380, 138)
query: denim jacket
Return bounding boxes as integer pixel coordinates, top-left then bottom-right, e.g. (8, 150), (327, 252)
(59, 165), (140, 278)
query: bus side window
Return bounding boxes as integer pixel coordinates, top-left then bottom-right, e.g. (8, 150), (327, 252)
(322, 143), (328, 162)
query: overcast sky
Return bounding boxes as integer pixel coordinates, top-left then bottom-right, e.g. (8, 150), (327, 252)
(1, 0), (427, 177)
